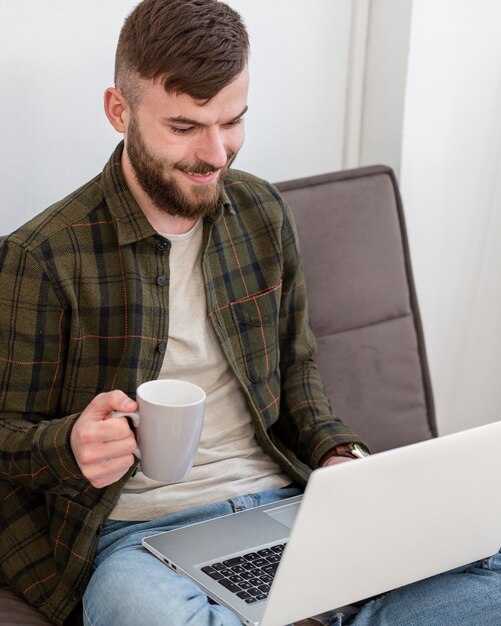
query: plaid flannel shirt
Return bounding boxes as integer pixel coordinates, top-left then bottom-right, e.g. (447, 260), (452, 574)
(0, 143), (364, 624)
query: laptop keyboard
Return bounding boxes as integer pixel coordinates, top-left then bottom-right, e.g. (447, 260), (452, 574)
(201, 543), (286, 604)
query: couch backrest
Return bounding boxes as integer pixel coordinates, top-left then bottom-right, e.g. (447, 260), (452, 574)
(276, 165), (436, 453)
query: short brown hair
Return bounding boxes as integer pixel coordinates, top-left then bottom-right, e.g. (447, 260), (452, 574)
(115, 0), (249, 105)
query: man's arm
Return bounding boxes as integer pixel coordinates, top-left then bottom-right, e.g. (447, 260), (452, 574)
(0, 239), (136, 493)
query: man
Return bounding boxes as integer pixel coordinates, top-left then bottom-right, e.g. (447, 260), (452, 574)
(0, 1), (363, 624)
(1, 1), (500, 625)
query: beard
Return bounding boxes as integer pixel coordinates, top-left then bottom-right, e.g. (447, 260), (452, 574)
(126, 116), (236, 220)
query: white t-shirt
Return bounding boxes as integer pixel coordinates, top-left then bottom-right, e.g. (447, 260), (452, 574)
(109, 219), (289, 520)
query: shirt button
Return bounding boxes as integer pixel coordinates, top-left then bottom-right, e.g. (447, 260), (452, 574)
(156, 275), (167, 286)
(68, 590), (79, 602)
(157, 240), (169, 251)
(157, 342), (167, 354)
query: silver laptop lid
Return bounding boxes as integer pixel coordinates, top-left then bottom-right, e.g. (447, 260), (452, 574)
(261, 420), (501, 625)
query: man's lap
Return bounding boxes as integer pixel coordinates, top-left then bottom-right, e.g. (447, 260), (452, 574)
(83, 488), (501, 626)
(341, 550), (501, 626)
(83, 486), (301, 626)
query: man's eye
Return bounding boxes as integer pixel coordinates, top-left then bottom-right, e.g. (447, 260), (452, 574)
(171, 127), (193, 135)
(225, 119), (243, 129)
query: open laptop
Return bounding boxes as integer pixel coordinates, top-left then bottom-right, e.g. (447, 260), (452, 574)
(142, 420), (501, 625)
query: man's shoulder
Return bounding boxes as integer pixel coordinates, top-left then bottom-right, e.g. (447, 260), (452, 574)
(4, 172), (106, 254)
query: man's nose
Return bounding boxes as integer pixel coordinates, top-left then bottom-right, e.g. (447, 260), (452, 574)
(196, 129), (228, 170)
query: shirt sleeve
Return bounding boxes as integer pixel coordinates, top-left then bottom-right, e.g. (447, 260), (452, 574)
(0, 239), (88, 495)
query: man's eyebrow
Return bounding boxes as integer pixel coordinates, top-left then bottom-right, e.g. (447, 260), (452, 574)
(165, 105), (249, 127)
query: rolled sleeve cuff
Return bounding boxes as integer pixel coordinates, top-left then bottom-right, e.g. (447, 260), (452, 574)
(35, 413), (89, 493)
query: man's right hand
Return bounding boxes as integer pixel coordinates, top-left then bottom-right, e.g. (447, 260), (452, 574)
(70, 390), (138, 489)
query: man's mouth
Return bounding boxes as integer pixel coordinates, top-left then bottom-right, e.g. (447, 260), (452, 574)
(177, 167), (220, 185)
(182, 169), (217, 177)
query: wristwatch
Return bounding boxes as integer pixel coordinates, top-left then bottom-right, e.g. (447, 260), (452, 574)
(333, 443), (370, 459)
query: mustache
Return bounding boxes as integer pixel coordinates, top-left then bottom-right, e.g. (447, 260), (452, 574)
(175, 152), (237, 176)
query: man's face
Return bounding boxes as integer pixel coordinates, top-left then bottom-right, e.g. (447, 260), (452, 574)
(122, 68), (249, 219)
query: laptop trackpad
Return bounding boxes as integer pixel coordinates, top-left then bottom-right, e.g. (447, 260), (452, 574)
(264, 501), (300, 529)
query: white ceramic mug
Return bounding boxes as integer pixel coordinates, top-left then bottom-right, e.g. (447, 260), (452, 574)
(112, 379), (206, 483)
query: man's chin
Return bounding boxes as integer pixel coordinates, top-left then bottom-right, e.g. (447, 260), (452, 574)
(153, 174), (222, 219)
(175, 171), (223, 201)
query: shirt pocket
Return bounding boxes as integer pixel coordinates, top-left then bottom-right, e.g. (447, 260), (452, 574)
(230, 284), (281, 383)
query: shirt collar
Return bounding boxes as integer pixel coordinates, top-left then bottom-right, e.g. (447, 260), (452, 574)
(101, 142), (234, 245)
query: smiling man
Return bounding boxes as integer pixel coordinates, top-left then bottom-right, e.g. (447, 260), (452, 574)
(0, 1), (367, 624)
(3, 1), (501, 626)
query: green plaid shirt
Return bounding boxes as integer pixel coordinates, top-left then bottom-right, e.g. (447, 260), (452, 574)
(0, 143), (364, 624)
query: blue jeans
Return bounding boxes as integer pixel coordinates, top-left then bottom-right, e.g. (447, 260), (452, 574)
(83, 486), (301, 626)
(83, 488), (501, 626)
(335, 550), (501, 626)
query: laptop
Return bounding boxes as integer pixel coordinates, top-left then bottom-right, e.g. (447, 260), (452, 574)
(142, 420), (501, 625)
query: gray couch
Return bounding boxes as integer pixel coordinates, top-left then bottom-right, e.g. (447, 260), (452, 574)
(0, 164), (435, 625)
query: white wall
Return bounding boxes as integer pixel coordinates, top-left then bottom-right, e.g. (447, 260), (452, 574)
(0, 0), (352, 233)
(228, 0), (352, 182)
(357, 0), (413, 177)
(0, 0), (134, 232)
(2, 0), (501, 436)
(400, 0), (501, 433)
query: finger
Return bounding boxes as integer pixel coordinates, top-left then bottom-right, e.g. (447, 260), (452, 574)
(71, 414), (134, 451)
(81, 390), (137, 422)
(93, 415), (136, 443)
(77, 434), (137, 467)
(82, 453), (136, 489)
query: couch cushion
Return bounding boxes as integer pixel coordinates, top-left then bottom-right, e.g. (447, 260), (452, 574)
(0, 588), (54, 625)
(276, 165), (436, 453)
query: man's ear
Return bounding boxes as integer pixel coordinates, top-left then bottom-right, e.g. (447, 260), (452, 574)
(104, 87), (128, 133)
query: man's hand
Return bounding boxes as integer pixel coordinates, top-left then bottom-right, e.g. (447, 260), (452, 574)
(70, 390), (138, 489)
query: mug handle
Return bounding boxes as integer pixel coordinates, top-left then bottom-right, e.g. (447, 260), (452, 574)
(110, 411), (141, 459)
